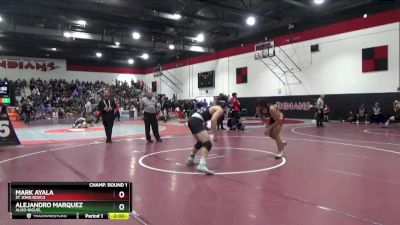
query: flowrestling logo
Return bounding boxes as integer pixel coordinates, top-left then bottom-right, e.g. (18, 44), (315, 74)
(276, 101), (313, 111)
(0, 57), (61, 72)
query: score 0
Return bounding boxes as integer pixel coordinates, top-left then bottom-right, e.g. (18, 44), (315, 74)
(115, 190), (128, 199)
(115, 190), (129, 212)
(118, 191), (125, 199)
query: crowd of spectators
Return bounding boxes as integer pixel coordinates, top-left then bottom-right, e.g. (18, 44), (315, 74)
(3, 77), (146, 120)
(1, 77), (205, 123)
(345, 101), (398, 124)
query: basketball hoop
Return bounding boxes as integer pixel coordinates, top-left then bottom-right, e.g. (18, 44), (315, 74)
(153, 66), (163, 78)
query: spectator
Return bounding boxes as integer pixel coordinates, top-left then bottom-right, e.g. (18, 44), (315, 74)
(382, 100), (400, 128)
(156, 99), (162, 117)
(162, 97), (171, 122)
(356, 104), (368, 123)
(324, 104), (330, 122)
(114, 100), (121, 122)
(347, 110), (356, 123)
(229, 93), (241, 130)
(202, 99), (208, 108)
(85, 98), (92, 116)
(21, 99), (33, 125)
(370, 102), (384, 124)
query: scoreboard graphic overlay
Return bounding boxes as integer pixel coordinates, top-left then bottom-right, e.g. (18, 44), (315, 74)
(0, 81), (11, 105)
(9, 182), (132, 220)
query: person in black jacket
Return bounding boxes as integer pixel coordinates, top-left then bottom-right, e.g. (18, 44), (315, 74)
(21, 100), (33, 125)
(98, 91), (116, 143)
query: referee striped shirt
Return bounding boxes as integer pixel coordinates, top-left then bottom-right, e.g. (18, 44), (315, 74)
(140, 97), (157, 114)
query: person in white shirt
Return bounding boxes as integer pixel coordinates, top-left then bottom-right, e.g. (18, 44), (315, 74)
(316, 95), (325, 127)
(85, 99), (92, 116)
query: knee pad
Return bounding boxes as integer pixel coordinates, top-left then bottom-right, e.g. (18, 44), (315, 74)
(203, 141), (212, 151)
(194, 141), (202, 150)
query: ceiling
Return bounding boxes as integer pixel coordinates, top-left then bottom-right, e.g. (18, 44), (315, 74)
(0, 0), (398, 69)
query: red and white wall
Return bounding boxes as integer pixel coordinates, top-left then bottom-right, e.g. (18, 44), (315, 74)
(0, 57), (143, 84)
(144, 21), (399, 99)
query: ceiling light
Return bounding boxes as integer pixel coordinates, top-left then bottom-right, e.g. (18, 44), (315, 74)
(77, 20), (87, 26)
(246, 16), (256, 26)
(196, 33), (204, 42)
(189, 46), (205, 52)
(141, 53), (149, 60)
(96, 52), (102, 58)
(172, 13), (182, 20)
(314, 0), (324, 5)
(169, 44), (175, 50)
(363, 14), (368, 18)
(72, 32), (91, 39)
(64, 31), (91, 39)
(128, 59), (134, 64)
(63, 32), (72, 38)
(0, 16), (2, 22)
(115, 41), (120, 46)
(51, 48), (57, 51)
(132, 32), (141, 40)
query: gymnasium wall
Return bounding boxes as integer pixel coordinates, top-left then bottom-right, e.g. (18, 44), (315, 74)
(144, 22), (400, 99)
(0, 10), (399, 102)
(240, 92), (400, 121)
(0, 56), (143, 83)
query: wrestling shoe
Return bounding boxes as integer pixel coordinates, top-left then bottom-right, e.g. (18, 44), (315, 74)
(197, 164), (214, 175)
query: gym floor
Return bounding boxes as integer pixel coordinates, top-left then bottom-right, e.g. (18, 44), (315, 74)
(1, 119), (399, 225)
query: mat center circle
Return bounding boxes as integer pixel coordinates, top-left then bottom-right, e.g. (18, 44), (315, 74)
(139, 147), (286, 175)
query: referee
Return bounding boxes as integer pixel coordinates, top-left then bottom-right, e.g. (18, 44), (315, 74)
(141, 91), (162, 143)
(316, 95), (325, 127)
(98, 91), (115, 143)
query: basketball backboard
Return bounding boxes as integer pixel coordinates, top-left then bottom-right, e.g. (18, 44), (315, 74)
(254, 40), (275, 60)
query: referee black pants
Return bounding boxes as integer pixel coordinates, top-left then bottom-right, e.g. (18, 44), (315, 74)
(102, 119), (114, 141)
(317, 111), (324, 127)
(144, 112), (160, 141)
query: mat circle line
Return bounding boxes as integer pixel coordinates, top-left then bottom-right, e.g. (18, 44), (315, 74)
(138, 147), (286, 175)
